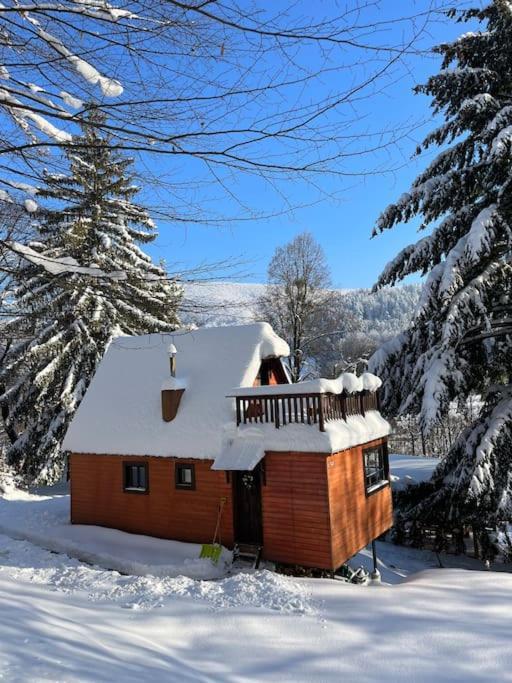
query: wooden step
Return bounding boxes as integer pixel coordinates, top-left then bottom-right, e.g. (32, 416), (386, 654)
(233, 543), (262, 569)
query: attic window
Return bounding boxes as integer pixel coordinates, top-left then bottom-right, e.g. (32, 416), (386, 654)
(123, 462), (148, 493)
(175, 463), (195, 490)
(363, 444), (389, 495)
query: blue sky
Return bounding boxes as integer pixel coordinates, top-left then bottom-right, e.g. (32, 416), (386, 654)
(142, 2), (478, 289)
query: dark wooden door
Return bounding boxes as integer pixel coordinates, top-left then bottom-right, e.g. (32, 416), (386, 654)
(233, 466), (263, 544)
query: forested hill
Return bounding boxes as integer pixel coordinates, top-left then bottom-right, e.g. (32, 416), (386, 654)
(182, 282), (421, 340)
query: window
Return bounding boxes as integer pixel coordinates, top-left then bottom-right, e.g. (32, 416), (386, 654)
(363, 444), (389, 494)
(175, 463), (195, 490)
(123, 462), (148, 493)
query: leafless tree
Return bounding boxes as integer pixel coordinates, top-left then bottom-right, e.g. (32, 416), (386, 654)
(0, 0), (449, 222)
(256, 231), (358, 381)
(334, 331), (381, 375)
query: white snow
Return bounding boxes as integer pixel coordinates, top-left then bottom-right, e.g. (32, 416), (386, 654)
(63, 324), (290, 458)
(37, 27), (123, 98)
(60, 90), (84, 110)
(212, 438), (265, 470)
(1, 485), (512, 681)
(161, 376), (187, 391)
(362, 371), (382, 392)
(64, 322), (387, 461)
(230, 371), (380, 397)
(0, 485), (511, 682)
(0, 86), (72, 142)
(221, 410), (390, 461)
(8, 241), (128, 279)
(465, 204), (496, 262)
(8, 181), (38, 195)
(23, 198), (38, 212)
(389, 453), (439, 490)
(0, 489), (229, 580)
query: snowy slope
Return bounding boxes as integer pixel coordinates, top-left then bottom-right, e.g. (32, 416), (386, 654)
(1, 532), (511, 682)
(1, 485), (511, 681)
(389, 454), (440, 490)
(182, 282), (421, 336)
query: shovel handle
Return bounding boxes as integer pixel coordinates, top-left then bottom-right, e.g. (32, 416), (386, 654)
(212, 497), (227, 545)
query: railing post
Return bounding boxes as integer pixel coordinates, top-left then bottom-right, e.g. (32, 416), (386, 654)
(236, 397), (241, 426)
(274, 398), (280, 428)
(359, 391), (365, 417)
(319, 395), (325, 432)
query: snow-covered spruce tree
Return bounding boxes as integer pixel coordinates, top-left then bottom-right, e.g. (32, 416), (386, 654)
(0, 109), (181, 484)
(369, 2), (512, 529)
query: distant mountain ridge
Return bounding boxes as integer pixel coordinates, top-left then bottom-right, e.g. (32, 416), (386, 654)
(182, 281), (421, 340)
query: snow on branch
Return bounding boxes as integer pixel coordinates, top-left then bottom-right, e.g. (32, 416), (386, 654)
(36, 27), (123, 98)
(7, 241), (128, 279)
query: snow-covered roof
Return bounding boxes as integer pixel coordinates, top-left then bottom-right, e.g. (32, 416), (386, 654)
(63, 323), (290, 459)
(229, 371), (382, 397)
(64, 322), (389, 462)
(215, 411), (390, 470)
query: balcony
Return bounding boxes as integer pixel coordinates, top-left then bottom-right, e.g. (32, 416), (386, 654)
(227, 386), (380, 433)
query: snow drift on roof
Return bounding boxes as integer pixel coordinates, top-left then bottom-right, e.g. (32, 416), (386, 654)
(219, 410), (390, 462)
(229, 371), (382, 397)
(212, 439), (265, 471)
(63, 323), (290, 458)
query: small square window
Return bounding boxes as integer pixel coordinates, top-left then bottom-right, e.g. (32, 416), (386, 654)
(123, 462), (148, 493)
(363, 444), (389, 495)
(175, 463), (195, 490)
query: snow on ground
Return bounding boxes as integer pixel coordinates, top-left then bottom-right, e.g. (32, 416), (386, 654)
(0, 533), (511, 682)
(389, 453), (439, 490)
(1, 484), (512, 681)
(0, 534), (311, 614)
(0, 490), (230, 580)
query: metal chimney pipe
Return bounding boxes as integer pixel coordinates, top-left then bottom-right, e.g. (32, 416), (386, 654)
(168, 343), (177, 377)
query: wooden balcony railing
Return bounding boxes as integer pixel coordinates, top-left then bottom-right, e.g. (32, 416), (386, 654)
(232, 390), (380, 432)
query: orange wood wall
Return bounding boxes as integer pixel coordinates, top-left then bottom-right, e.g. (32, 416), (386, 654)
(327, 438), (393, 568)
(70, 454), (234, 546)
(261, 451), (333, 568)
(70, 437), (392, 571)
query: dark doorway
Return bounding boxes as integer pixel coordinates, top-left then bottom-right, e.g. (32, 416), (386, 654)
(233, 465), (263, 544)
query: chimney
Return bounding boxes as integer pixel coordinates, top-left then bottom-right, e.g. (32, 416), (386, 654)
(168, 343), (177, 377)
(161, 343), (184, 422)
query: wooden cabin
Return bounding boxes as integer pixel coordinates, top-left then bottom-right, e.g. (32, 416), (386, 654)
(64, 323), (393, 571)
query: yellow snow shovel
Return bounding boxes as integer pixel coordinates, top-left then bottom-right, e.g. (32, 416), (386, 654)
(200, 497), (226, 564)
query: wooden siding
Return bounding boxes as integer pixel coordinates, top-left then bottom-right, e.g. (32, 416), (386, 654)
(70, 454), (234, 546)
(261, 452), (333, 569)
(327, 438), (393, 569)
(70, 437), (392, 571)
